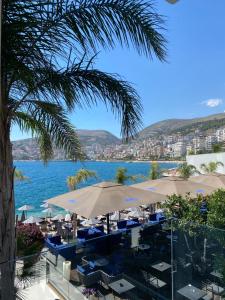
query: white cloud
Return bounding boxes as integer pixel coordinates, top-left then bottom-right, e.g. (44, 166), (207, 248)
(202, 98), (223, 107)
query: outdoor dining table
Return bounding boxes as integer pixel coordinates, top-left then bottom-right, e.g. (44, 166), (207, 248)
(177, 284), (206, 300)
(108, 278), (135, 295)
(207, 283), (224, 295)
(151, 261), (171, 272)
(210, 270), (223, 279)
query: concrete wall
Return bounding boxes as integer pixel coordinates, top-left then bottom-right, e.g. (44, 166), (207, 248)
(186, 152), (225, 174)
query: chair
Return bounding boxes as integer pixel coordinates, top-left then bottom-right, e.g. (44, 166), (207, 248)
(117, 220), (127, 231)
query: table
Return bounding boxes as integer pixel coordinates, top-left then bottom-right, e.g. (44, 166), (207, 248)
(151, 262), (171, 272)
(177, 284), (206, 300)
(108, 279), (135, 295)
(210, 270), (223, 279)
(207, 283), (224, 295)
(94, 258), (109, 267)
(138, 244), (150, 251)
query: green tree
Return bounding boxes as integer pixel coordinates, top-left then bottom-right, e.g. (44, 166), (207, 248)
(67, 169), (97, 191)
(1, 1), (166, 297)
(115, 167), (138, 184)
(200, 161), (224, 173)
(213, 143), (223, 153)
(149, 162), (161, 180)
(207, 189), (225, 229)
(14, 169), (28, 181)
(177, 162), (198, 179)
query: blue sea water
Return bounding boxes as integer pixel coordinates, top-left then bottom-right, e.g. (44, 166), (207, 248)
(14, 161), (177, 216)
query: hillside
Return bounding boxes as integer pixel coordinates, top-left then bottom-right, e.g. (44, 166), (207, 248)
(12, 130), (120, 160)
(138, 113), (225, 139)
(76, 129), (120, 146)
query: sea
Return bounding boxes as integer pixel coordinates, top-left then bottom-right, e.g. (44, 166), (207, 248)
(14, 160), (178, 217)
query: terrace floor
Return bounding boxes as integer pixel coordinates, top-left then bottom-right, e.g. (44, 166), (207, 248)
(22, 279), (63, 300)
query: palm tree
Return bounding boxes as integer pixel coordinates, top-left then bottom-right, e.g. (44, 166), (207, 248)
(67, 168), (97, 191)
(14, 169), (28, 181)
(200, 161), (224, 174)
(149, 162), (161, 180)
(178, 162), (198, 179)
(115, 167), (138, 184)
(1, 0), (166, 298)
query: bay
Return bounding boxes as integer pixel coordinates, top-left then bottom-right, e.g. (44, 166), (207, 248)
(14, 161), (177, 216)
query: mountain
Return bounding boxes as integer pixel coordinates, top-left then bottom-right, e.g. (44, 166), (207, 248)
(76, 129), (120, 146)
(12, 130), (120, 160)
(138, 113), (225, 139)
(12, 113), (225, 160)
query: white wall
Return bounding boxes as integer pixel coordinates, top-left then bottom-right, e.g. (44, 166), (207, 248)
(186, 152), (225, 174)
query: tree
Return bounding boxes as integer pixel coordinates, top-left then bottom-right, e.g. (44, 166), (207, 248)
(200, 161), (224, 173)
(149, 162), (161, 180)
(213, 143), (223, 153)
(67, 169), (97, 191)
(14, 169), (28, 181)
(115, 167), (138, 184)
(177, 162), (198, 179)
(207, 189), (225, 230)
(2, 1), (166, 296)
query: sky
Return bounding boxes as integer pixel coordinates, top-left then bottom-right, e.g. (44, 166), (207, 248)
(11, 0), (225, 140)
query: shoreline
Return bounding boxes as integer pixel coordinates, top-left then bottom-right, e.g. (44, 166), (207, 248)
(14, 159), (182, 164)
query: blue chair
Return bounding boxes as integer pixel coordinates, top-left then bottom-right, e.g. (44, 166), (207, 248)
(95, 225), (104, 233)
(117, 220), (127, 231)
(126, 220), (140, 229)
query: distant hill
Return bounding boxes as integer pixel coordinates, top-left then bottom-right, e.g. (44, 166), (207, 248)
(12, 130), (120, 160)
(138, 113), (225, 139)
(76, 129), (120, 146)
(12, 113), (225, 160)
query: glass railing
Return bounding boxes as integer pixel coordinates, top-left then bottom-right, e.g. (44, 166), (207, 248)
(1, 221), (225, 300)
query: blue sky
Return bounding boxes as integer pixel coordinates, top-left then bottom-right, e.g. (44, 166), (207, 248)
(11, 0), (225, 140)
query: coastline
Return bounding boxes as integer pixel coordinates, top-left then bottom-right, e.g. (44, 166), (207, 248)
(14, 159), (182, 164)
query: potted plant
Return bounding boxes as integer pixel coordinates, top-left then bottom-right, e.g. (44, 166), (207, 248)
(82, 288), (97, 300)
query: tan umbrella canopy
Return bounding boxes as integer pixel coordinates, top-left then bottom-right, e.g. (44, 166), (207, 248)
(132, 176), (215, 198)
(46, 181), (166, 219)
(189, 172), (225, 189)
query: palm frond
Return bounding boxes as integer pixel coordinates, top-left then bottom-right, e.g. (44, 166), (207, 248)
(12, 102), (84, 161)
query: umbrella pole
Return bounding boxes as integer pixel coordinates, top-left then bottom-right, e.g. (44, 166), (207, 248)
(106, 213), (110, 234)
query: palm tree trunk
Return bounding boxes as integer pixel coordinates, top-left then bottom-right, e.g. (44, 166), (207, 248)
(0, 122), (16, 300)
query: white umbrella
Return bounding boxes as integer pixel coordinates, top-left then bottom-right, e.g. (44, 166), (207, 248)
(23, 216), (42, 224)
(18, 205), (34, 211)
(81, 218), (100, 226)
(51, 214), (64, 221)
(40, 202), (52, 208)
(42, 207), (55, 214)
(65, 213), (71, 222)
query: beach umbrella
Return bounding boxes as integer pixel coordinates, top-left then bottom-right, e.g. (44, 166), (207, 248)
(51, 214), (64, 221)
(46, 181), (166, 233)
(42, 207), (55, 215)
(18, 204), (34, 219)
(132, 176), (215, 198)
(23, 216), (42, 224)
(18, 205), (34, 211)
(65, 213), (71, 222)
(81, 218), (100, 226)
(40, 202), (52, 208)
(189, 172), (225, 189)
